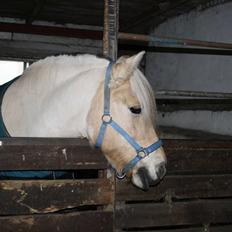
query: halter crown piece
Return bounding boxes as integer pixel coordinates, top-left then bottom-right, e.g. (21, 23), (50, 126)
(95, 62), (163, 179)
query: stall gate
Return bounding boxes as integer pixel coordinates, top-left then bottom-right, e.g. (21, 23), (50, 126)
(0, 138), (114, 232)
(0, 138), (232, 232)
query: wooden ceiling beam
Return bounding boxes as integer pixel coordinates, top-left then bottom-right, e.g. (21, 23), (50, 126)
(0, 22), (102, 40)
(122, 0), (189, 31)
(26, 0), (46, 24)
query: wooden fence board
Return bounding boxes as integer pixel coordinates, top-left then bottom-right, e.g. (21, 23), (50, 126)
(164, 140), (232, 149)
(116, 199), (232, 229)
(0, 211), (113, 232)
(0, 179), (113, 215)
(164, 140), (232, 175)
(0, 138), (107, 170)
(211, 225), (232, 232)
(122, 225), (232, 232)
(116, 175), (232, 201)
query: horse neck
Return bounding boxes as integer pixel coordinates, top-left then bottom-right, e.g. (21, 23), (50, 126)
(3, 60), (108, 138)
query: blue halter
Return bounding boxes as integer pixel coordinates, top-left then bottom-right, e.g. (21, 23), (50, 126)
(95, 62), (163, 179)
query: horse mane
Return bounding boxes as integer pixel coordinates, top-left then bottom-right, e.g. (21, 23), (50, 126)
(130, 69), (156, 126)
(24, 54), (109, 84)
(34, 54), (108, 68)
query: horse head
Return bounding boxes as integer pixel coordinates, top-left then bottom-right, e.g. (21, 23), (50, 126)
(87, 51), (166, 190)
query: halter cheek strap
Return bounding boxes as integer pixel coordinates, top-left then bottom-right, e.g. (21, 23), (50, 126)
(96, 62), (163, 178)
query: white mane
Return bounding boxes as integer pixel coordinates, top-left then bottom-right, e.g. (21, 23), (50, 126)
(130, 69), (156, 125)
(35, 54), (108, 69)
(24, 54), (108, 85)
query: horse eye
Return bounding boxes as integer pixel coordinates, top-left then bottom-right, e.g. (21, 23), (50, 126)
(129, 107), (142, 114)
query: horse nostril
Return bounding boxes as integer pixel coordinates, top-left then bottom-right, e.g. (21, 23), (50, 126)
(157, 162), (166, 179)
(137, 167), (150, 191)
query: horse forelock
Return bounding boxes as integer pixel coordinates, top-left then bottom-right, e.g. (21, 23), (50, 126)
(130, 69), (156, 126)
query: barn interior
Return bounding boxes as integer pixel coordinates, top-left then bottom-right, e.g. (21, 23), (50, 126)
(0, 1), (232, 231)
(0, 0), (231, 139)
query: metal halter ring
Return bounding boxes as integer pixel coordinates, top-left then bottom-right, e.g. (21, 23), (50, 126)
(116, 171), (127, 179)
(137, 148), (148, 158)
(102, 114), (112, 124)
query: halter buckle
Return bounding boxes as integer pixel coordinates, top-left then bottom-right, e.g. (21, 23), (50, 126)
(102, 114), (112, 124)
(137, 148), (148, 158)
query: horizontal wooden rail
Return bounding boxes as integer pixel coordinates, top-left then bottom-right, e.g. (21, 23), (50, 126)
(116, 199), (232, 228)
(1, 22), (232, 52)
(0, 138), (107, 170)
(119, 32), (232, 50)
(116, 174), (232, 202)
(0, 211), (113, 232)
(0, 179), (113, 215)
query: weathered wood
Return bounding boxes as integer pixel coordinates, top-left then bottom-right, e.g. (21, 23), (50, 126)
(116, 175), (232, 202)
(164, 140), (232, 174)
(164, 140), (232, 150)
(119, 32), (232, 50)
(125, 225), (232, 232)
(159, 126), (232, 140)
(0, 22), (102, 40)
(0, 138), (90, 146)
(0, 139), (231, 172)
(119, 43), (232, 56)
(0, 38), (101, 60)
(0, 211), (113, 232)
(0, 179), (113, 215)
(103, 0), (119, 61)
(156, 99), (232, 112)
(116, 199), (232, 229)
(211, 225), (232, 232)
(166, 150), (232, 175)
(0, 138), (107, 170)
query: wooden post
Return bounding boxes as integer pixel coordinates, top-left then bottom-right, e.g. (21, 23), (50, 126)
(103, 0), (119, 61)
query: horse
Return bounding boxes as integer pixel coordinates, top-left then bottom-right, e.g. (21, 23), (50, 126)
(0, 51), (166, 190)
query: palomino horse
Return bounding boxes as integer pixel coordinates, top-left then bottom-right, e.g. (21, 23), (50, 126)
(1, 51), (166, 190)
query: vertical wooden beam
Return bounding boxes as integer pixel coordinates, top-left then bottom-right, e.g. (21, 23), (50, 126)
(103, 0), (119, 61)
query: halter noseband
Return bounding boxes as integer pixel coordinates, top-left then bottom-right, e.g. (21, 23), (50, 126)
(95, 62), (163, 179)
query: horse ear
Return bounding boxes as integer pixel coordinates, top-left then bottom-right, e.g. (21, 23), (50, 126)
(126, 51), (145, 69)
(110, 51), (145, 88)
(116, 55), (129, 64)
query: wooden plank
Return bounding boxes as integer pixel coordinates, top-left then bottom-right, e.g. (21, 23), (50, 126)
(211, 225), (232, 232)
(0, 138), (107, 170)
(116, 199), (232, 229)
(164, 140), (232, 174)
(124, 225), (232, 232)
(159, 126), (232, 140)
(0, 138), (91, 146)
(0, 178), (113, 215)
(0, 38), (101, 61)
(0, 22), (102, 40)
(0, 139), (231, 172)
(164, 140), (232, 150)
(116, 175), (232, 202)
(120, 43), (232, 56)
(0, 211), (113, 232)
(122, 228), (204, 232)
(156, 99), (232, 112)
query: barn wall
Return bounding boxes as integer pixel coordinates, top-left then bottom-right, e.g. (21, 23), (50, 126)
(146, 1), (232, 137)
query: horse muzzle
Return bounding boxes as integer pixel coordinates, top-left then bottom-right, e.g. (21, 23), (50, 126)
(132, 161), (167, 191)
